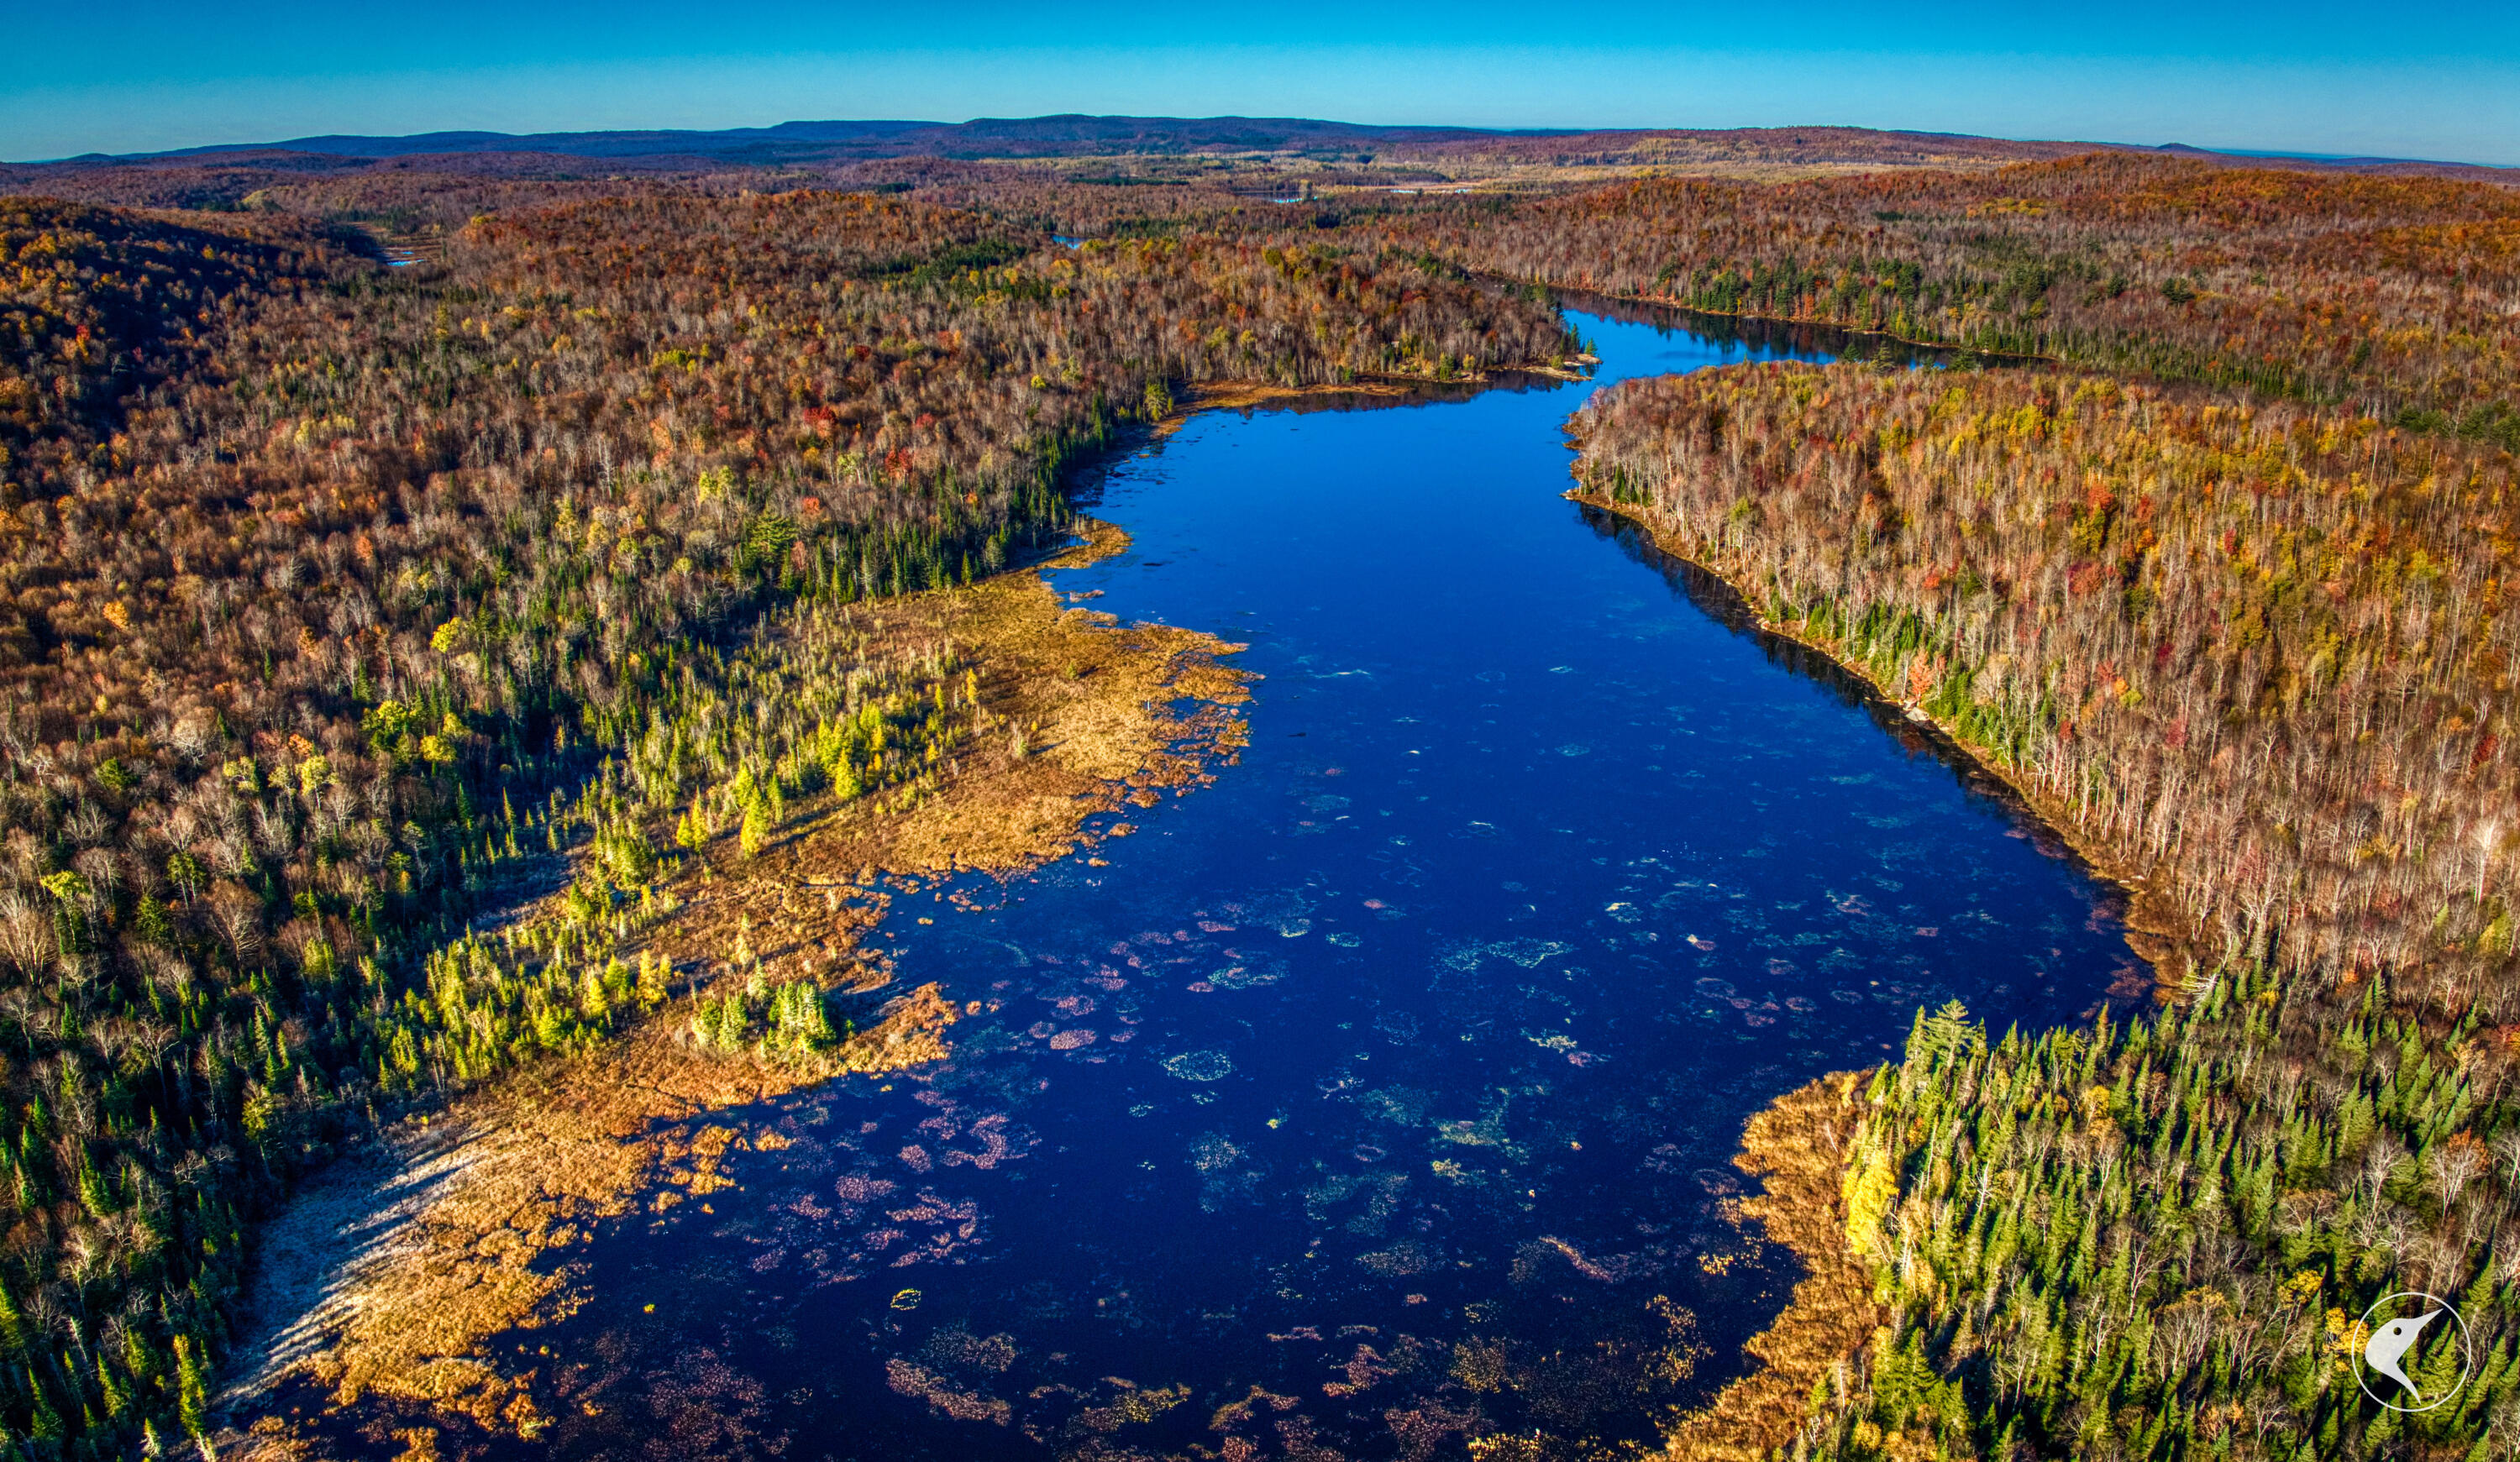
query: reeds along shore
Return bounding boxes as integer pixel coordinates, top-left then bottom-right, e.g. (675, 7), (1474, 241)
(221, 520), (1257, 1454)
(1655, 1072), (1883, 1462)
(0, 187), (1568, 1459)
(1577, 361), (2520, 1460)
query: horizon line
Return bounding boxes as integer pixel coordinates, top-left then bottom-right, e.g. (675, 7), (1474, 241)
(10, 113), (2514, 175)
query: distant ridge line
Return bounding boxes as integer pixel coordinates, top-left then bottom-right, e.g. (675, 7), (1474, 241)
(11, 115), (2513, 181)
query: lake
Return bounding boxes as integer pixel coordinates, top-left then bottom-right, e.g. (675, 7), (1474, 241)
(453, 305), (2137, 1461)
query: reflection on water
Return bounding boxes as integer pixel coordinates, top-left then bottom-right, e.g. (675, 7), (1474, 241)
(450, 309), (2137, 1461)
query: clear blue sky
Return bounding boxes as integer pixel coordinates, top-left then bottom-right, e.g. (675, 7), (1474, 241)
(6, 1), (2517, 165)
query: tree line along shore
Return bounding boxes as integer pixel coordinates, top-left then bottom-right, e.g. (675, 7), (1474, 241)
(0, 186), (1573, 1458)
(1, 144), (2517, 1459)
(1571, 354), (2520, 1460)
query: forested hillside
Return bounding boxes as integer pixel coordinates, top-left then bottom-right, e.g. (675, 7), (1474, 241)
(1414, 156), (2520, 448)
(2, 200), (338, 490)
(0, 186), (1571, 1458)
(1573, 364), (2520, 1458)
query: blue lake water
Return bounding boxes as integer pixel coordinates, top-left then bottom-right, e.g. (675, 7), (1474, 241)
(464, 307), (2140, 1460)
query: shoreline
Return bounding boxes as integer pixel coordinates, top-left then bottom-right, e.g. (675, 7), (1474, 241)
(1561, 485), (2197, 1457)
(1542, 282), (2069, 371)
(1662, 1072), (1878, 1462)
(223, 355), (2040, 1458)
(211, 346), (1592, 1453)
(1566, 488), (2194, 991)
(1172, 364), (1579, 421)
(221, 517), (1255, 1455)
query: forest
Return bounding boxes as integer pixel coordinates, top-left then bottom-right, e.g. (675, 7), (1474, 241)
(0, 185), (1572, 1458)
(1396, 155), (2520, 450)
(1572, 362), (2520, 1458)
(8, 132), (2520, 1459)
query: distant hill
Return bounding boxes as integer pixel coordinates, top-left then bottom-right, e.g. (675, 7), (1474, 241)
(148, 118), (943, 162)
(2145, 139), (2512, 178)
(6, 117), (2510, 203)
(82, 114), (1591, 165)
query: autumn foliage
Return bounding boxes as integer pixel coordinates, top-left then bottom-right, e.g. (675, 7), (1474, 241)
(0, 184), (1568, 1457)
(1577, 363), (2520, 1458)
(1577, 364), (2520, 1003)
(10, 134), (2516, 1457)
(1, 199), (337, 489)
(1410, 155), (2520, 447)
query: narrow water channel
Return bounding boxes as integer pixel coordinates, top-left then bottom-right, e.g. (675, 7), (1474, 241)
(478, 307), (2140, 1461)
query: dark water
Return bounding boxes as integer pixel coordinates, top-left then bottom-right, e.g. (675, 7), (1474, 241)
(470, 308), (2139, 1460)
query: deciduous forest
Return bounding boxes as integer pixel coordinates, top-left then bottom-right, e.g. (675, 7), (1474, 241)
(3, 129), (2519, 1459)
(0, 182), (1570, 1457)
(1572, 361), (2520, 1457)
(1400, 156), (2520, 448)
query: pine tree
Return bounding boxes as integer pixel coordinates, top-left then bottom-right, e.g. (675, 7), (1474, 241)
(171, 1334), (207, 1439)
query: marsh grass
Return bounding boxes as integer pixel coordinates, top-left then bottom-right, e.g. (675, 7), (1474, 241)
(222, 524), (1250, 1452)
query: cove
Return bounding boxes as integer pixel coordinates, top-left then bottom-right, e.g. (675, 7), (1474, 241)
(469, 307), (2141, 1460)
